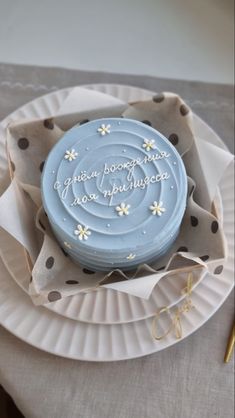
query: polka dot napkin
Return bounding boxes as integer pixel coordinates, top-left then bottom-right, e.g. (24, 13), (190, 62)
(2, 91), (233, 305)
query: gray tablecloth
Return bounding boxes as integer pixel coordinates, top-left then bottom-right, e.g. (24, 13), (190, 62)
(0, 63), (234, 418)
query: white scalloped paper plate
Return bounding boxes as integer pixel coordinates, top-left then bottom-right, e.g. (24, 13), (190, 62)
(0, 84), (233, 328)
(0, 85), (233, 361)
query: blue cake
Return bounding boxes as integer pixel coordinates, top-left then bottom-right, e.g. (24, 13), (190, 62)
(41, 118), (187, 271)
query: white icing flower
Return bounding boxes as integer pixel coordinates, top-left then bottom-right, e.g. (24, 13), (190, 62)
(97, 124), (111, 136)
(116, 202), (131, 216)
(64, 241), (72, 249)
(126, 253), (136, 260)
(74, 225), (91, 241)
(142, 139), (156, 152)
(64, 149), (78, 162)
(149, 201), (166, 216)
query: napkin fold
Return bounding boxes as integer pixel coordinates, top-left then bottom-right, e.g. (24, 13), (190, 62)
(195, 137), (233, 205)
(0, 178), (39, 261)
(0, 87), (233, 304)
(55, 86), (128, 130)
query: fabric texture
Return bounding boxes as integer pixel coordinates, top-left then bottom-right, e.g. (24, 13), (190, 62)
(0, 63), (234, 418)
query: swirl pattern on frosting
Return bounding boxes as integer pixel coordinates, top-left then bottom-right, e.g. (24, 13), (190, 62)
(42, 118), (187, 271)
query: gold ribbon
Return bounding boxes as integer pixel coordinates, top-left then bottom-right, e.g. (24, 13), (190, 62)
(152, 274), (194, 341)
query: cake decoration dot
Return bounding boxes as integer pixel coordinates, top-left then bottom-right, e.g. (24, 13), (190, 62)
(170, 186), (174, 190)
(149, 201), (166, 216)
(142, 138), (156, 152)
(142, 230), (146, 235)
(122, 149), (127, 153)
(97, 124), (111, 136)
(74, 224), (91, 241)
(116, 203), (130, 216)
(173, 161), (177, 165)
(85, 147), (89, 151)
(106, 223), (111, 228)
(64, 149), (78, 162)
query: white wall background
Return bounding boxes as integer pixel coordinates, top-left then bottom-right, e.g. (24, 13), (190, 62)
(0, 0), (234, 83)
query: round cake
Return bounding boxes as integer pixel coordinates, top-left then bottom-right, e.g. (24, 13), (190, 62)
(41, 118), (188, 271)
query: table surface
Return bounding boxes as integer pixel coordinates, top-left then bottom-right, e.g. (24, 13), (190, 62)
(0, 63), (234, 418)
(0, 0), (234, 84)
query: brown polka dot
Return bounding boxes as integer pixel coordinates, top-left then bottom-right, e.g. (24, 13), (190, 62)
(45, 256), (54, 269)
(168, 133), (179, 146)
(214, 265), (223, 275)
(39, 161), (45, 172)
(18, 137), (29, 150)
(66, 280), (79, 285)
(10, 161), (15, 172)
(142, 120), (152, 126)
(180, 104), (190, 116)
(200, 255), (209, 262)
(39, 220), (46, 231)
(80, 119), (90, 125)
(153, 93), (165, 103)
(211, 220), (219, 233)
(83, 268), (95, 274)
(177, 246), (188, 252)
(190, 216), (198, 227)
(48, 291), (62, 302)
(43, 118), (54, 129)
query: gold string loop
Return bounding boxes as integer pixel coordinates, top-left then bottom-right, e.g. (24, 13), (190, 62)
(152, 274), (194, 341)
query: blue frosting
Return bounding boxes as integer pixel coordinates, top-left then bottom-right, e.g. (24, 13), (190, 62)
(41, 118), (187, 271)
